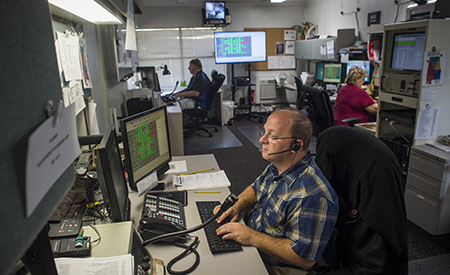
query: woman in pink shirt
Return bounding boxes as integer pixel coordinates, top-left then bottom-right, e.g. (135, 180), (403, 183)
(333, 67), (378, 126)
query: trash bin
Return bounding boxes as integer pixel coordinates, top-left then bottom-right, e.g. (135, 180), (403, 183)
(222, 100), (235, 125)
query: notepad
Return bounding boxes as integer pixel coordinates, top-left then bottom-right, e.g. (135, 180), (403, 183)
(173, 170), (231, 190)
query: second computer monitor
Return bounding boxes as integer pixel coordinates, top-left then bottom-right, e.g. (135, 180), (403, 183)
(323, 63), (342, 84)
(136, 66), (161, 91)
(120, 105), (172, 191)
(315, 62), (325, 82)
(96, 124), (130, 222)
(346, 60), (371, 82)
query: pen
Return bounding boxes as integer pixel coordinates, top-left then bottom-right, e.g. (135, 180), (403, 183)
(194, 191), (221, 193)
(179, 168), (214, 175)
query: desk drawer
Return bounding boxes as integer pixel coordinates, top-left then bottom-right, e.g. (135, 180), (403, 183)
(409, 151), (448, 181)
(405, 185), (450, 235)
(407, 169), (447, 200)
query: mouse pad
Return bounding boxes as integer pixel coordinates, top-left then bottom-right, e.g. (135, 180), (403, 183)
(147, 190), (188, 206)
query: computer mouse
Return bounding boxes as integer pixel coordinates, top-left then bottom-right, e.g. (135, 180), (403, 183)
(166, 102), (176, 106)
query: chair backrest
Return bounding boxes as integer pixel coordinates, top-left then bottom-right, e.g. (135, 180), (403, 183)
(205, 69), (225, 111)
(293, 76), (306, 110)
(302, 85), (334, 137)
(315, 127), (408, 274)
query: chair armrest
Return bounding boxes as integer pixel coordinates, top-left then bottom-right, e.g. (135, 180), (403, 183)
(341, 117), (362, 127)
(185, 96), (201, 109)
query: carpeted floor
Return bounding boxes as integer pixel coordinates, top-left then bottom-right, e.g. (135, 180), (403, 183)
(183, 125), (242, 151)
(408, 253), (450, 274)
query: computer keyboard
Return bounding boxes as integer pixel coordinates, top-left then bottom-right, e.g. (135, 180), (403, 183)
(196, 201), (242, 254)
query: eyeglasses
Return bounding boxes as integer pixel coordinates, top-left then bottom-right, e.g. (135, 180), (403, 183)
(259, 131), (297, 142)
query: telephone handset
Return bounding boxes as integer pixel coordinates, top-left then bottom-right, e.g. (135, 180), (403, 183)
(138, 217), (187, 243)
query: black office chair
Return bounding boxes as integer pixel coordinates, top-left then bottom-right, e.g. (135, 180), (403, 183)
(293, 76), (306, 110)
(302, 85), (361, 138)
(315, 127), (408, 275)
(183, 69), (226, 138)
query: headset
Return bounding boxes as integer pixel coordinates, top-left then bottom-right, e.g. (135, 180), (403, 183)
(268, 140), (301, 155)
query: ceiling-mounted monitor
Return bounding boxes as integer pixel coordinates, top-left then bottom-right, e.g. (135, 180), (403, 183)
(205, 1), (226, 25)
(214, 31), (267, 64)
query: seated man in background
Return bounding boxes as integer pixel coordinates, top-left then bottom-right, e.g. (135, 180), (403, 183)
(214, 108), (338, 275)
(172, 58), (211, 109)
(333, 66), (378, 126)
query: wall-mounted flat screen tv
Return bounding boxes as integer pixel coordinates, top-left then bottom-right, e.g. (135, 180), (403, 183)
(214, 31), (267, 64)
(205, 1), (225, 20)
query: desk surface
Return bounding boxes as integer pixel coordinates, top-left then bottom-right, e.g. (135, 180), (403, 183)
(128, 154), (268, 275)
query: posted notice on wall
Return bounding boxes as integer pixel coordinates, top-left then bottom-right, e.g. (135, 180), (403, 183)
(26, 103), (81, 217)
(415, 106), (440, 140)
(422, 49), (446, 87)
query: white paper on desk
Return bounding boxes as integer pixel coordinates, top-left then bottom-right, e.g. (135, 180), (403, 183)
(166, 160), (188, 174)
(415, 106), (440, 140)
(137, 171), (159, 196)
(174, 170), (231, 190)
(55, 254), (134, 275)
(26, 103), (81, 217)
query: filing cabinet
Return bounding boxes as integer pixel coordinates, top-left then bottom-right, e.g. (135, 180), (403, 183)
(405, 145), (450, 235)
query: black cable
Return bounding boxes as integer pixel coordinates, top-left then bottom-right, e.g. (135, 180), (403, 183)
(140, 194), (238, 275)
(142, 194), (238, 246)
(389, 121), (412, 145)
(166, 236), (200, 275)
(394, 1), (400, 23)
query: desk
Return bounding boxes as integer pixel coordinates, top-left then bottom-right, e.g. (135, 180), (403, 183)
(128, 154), (268, 275)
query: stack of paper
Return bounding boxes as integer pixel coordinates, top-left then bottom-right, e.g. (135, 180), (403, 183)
(55, 254), (134, 275)
(173, 170), (231, 190)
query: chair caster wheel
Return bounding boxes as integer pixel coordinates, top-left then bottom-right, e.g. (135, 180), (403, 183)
(214, 128), (219, 132)
(208, 133), (213, 137)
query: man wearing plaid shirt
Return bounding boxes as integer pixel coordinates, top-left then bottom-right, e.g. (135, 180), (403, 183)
(215, 108), (338, 275)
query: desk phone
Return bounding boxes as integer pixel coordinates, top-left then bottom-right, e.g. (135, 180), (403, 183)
(138, 194), (187, 243)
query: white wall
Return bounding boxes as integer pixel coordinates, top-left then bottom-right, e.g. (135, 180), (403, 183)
(304, 0), (409, 42)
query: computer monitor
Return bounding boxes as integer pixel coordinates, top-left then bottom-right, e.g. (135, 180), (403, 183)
(391, 32), (426, 72)
(96, 124), (131, 222)
(136, 66), (161, 91)
(214, 31), (267, 64)
(120, 105), (172, 192)
(346, 60), (371, 82)
(315, 62), (325, 81)
(323, 63), (342, 84)
(205, 1), (226, 24)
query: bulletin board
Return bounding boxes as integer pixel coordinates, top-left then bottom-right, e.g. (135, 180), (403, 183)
(244, 27), (297, 71)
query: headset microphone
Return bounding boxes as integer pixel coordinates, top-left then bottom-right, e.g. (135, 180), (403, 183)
(268, 142), (301, 155)
(268, 149), (292, 155)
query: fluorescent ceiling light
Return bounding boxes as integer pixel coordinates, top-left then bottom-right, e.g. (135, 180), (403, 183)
(48, 0), (123, 24)
(271, 0), (287, 3)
